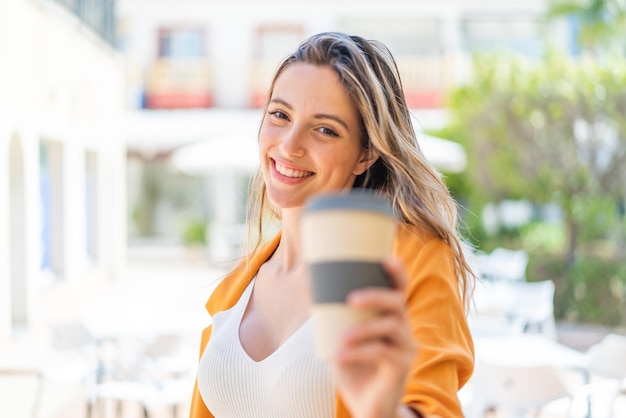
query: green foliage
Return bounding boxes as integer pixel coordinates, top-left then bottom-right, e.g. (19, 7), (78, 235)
(529, 252), (626, 326)
(426, 125), (489, 247)
(132, 162), (163, 236)
(182, 219), (207, 246)
(447, 52), (626, 261)
(547, 0), (626, 54)
(444, 3), (626, 327)
(129, 159), (210, 239)
(575, 195), (621, 241)
(520, 221), (566, 254)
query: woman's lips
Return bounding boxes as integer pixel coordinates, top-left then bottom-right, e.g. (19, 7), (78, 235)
(273, 159), (314, 179)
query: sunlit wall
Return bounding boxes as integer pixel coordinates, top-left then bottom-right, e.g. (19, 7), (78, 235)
(0, 0), (127, 340)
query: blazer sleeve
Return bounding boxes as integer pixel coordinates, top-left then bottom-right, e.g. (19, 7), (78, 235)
(189, 324), (215, 418)
(396, 226), (475, 417)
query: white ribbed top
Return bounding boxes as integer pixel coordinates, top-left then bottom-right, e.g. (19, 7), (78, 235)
(197, 278), (335, 418)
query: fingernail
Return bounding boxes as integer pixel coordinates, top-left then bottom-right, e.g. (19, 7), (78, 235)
(347, 291), (364, 304)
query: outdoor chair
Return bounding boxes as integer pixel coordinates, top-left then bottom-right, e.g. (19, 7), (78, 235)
(584, 333), (626, 417)
(469, 361), (574, 418)
(32, 321), (100, 418)
(505, 280), (558, 340)
(477, 247), (529, 282)
(468, 279), (557, 339)
(89, 332), (196, 418)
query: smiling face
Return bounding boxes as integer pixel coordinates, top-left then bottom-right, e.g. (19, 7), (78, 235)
(259, 63), (378, 211)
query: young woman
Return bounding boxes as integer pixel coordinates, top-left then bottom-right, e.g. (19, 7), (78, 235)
(189, 32), (475, 418)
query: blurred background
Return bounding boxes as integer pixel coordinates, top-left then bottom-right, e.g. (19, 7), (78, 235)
(1, 0), (625, 417)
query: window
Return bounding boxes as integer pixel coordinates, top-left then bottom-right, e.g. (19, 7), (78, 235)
(462, 16), (543, 56)
(339, 18), (443, 56)
(159, 27), (205, 58)
(254, 25), (304, 61)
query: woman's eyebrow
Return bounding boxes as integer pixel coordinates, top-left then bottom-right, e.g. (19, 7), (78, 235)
(313, 113), (349, 131)
(269, 97), (293, 109)
(270, 97), (349, 131)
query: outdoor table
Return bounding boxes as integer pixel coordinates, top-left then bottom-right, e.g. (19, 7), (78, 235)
(473, 334), (586, 369)
(472, 334), (591, 417)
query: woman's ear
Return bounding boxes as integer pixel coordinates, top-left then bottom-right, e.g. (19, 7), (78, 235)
(353, 148), (380, 175)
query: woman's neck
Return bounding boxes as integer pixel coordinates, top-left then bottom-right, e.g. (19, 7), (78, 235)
(271, 208), (304, 274)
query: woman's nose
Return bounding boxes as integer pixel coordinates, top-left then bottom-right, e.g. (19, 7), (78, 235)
(278, 125), (306, 157)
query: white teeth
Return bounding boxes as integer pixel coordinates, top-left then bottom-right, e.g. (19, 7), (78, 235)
(275, 161), (312, 178)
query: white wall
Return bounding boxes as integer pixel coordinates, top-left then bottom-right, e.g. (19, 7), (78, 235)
(117, 0), (562, 254)
(117, 0), (551, 108)
(0, 0), (127, 339)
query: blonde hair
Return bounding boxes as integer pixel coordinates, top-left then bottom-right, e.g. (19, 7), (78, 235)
(248, 32), (475, 310)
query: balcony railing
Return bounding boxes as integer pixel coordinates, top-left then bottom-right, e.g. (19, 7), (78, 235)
(395, 56), (451, 109)
(52, 0), (115, 45)
(250, 55), (460, 109)
(249, 60), (279, 108)
(144, 59), (213, 109)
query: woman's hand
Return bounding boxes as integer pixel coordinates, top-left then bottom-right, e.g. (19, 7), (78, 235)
(331, 258), (418, 418)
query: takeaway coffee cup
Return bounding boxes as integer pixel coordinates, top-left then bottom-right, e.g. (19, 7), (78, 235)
(301, 189), (397, 360)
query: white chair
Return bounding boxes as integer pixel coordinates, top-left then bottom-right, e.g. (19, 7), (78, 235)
(90, 332), (195, 418)
(478, 247), (529, 282)
(470, 361), (573, 418)
(506, 280), (558, 340)
(95, 376), (193, 418)
(584, 333), (626, 416)
(469, 279), (557, 339)
(33, 321), (99, 418)
(468, 280), (517, 337)
(586, 334), (626, 380)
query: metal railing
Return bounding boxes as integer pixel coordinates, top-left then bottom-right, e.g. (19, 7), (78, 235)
(250, 55), (463, 109)
(51, 0), (116, 46)
(144, 58), (214, 108)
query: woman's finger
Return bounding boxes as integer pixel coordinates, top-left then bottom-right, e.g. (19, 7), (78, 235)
(341, 315), (408, 347)
(382, 257), (409, 291)
(336, 340), (403, 364)
(336, 329), (415, 366)
(347, 287), (405, 312)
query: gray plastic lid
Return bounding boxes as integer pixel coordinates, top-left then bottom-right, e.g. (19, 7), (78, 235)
(304, 188), (394, 217)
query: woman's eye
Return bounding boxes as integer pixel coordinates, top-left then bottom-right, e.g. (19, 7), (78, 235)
(268, 110), (288, 120)
(318, 127), (339, 137)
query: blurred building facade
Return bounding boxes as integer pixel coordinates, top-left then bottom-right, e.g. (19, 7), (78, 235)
(118, 0), (567, 111)
(0, 0), (127, 340)
(117, 0), (571, 259)
(0, 0), (577, 339)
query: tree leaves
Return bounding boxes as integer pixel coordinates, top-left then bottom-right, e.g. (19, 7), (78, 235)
(448, 52), (626, 260)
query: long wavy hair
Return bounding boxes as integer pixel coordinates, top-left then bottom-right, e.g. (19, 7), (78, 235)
(247, 31), (475, 310)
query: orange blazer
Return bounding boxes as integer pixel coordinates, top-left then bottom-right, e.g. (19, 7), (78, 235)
(189, 224), (474, 418)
